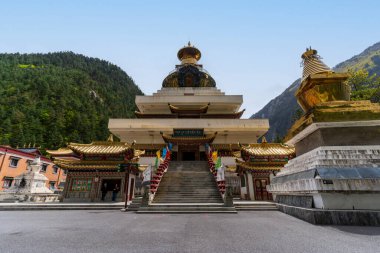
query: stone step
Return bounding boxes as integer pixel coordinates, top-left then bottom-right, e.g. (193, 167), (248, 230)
(233, 201), (277, 211)
(147, 161), (225, 211)
(154, 197), (223, 201)
(137, 206), (237, 214)
(0, 203), (124, 211)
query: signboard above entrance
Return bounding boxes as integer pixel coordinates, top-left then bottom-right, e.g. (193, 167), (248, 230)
(173, 129), (204, 137)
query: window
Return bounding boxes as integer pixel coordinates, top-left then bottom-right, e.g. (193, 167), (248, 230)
(9, 157), (20, 168)
(71, 179), (92, 191)
(53, 166), (59, 174)
(63, 169), (67, 175)
(3, 177), (14, 188)
(49, 181), (57, 190)
(41, 164), (48, 173)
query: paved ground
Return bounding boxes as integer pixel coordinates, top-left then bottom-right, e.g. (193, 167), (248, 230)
(1, 210), (379, 253)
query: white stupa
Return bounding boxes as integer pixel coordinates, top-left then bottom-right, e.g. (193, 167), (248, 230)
(6, 156), (53, 194)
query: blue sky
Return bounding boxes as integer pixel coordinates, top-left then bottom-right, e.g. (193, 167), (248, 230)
(1, 0), (380, 117)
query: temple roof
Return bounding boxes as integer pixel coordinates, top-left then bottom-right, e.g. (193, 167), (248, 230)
(54, 159), (138, 170)
(236, 160), (284, 172)
(67, 141), (131, 155)
(301, 48), (332, 81)
(54, 159), (122, 169)
(240, 139), (295, 157)
(46, 148), (74, 156)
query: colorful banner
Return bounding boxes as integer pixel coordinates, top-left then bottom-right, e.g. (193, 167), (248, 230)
(142, 165), (152, 186)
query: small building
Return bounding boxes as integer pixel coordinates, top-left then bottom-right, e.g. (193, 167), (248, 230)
(0, 146), (65, 192)
(47, 137), (141, 202)
(235, 138), (295, 201)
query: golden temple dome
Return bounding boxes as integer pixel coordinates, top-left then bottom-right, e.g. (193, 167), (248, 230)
(162, 42), (216, 88)
(177, 42), (202, 64)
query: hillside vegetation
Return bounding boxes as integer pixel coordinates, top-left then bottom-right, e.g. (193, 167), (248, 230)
(0, 52), (143, 150)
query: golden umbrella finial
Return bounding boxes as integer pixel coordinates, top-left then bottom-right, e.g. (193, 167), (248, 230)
(107, 134), (114, 142)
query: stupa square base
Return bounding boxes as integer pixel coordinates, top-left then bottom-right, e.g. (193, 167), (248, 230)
(277, 203), (380, 226)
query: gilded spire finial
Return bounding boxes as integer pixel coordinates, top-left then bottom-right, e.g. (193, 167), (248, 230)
(107, 134), (114, 142)
(261, 136), (267, 143)
(188, 41), (191, 47)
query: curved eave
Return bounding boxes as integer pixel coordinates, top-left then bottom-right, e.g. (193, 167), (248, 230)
(161, 132), (217, 144)
(201, 109), (245, 119)
(46, 148), (74, 156)
(236, 160), (284, 172)
(240, 143), (295, 157)
(168, 103), (209, 114)
(135, 111), (177, 118)
(54, 159), (133, 170)
(67, 142), (132, 155)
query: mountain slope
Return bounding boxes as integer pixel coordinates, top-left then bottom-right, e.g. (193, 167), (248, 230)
(0, 52), (143, 149)
(251, 42), (380, 141)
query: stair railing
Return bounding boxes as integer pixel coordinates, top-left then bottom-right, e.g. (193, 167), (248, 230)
(207, 153), (226, 197)
(149, 153), (171, 201)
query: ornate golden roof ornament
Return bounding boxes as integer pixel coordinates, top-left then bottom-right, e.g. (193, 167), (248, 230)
(177, 42), (201, 64)
(301, 47), (332, 81)
(107, 134), (114, 142)
(261, 136), (267, 143)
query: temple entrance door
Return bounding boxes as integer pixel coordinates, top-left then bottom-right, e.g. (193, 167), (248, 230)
(129, 178), (135, 201)
(178, 145), (199, 161)
(254, 178), (271, 201)
(182, 151), (195, 161)
(100, 179), (121, 202)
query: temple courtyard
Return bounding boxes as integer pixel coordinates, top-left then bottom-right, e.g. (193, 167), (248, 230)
(0, 211), (379, 253)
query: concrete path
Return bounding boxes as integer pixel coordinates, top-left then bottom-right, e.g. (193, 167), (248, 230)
(0, 210), (379, 253)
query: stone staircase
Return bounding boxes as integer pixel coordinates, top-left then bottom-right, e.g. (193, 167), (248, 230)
(233, 200), (277, 211)
(126, 196), (142, 211)
(137, 161), (236, 213)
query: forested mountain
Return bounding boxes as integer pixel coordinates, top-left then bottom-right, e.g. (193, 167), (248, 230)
(251, 42), (380, 142)
(0, 52), (143, 150)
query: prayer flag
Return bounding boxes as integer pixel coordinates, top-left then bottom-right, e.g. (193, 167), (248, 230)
(215, 157), (222, 169)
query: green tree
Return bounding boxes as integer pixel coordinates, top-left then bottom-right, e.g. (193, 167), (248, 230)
(347, 69), (380, 102)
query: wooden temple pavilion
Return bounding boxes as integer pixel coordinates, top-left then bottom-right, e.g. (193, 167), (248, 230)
(234, 137), (295, 200)
(47, 136), (143, 202)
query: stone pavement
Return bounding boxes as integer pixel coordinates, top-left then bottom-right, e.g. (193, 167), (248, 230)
(0, 210), (379, 253)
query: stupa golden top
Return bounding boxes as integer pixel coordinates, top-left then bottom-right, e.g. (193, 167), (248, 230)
(296, 47), (350, 112)
(162, 42), (216, 88)
(177, 41), (201, 63)
(285, 47), (380, 142)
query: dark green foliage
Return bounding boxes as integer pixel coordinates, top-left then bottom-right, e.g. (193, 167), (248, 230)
(0, 52), (143, 150)
(347, 69), (380, 102)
